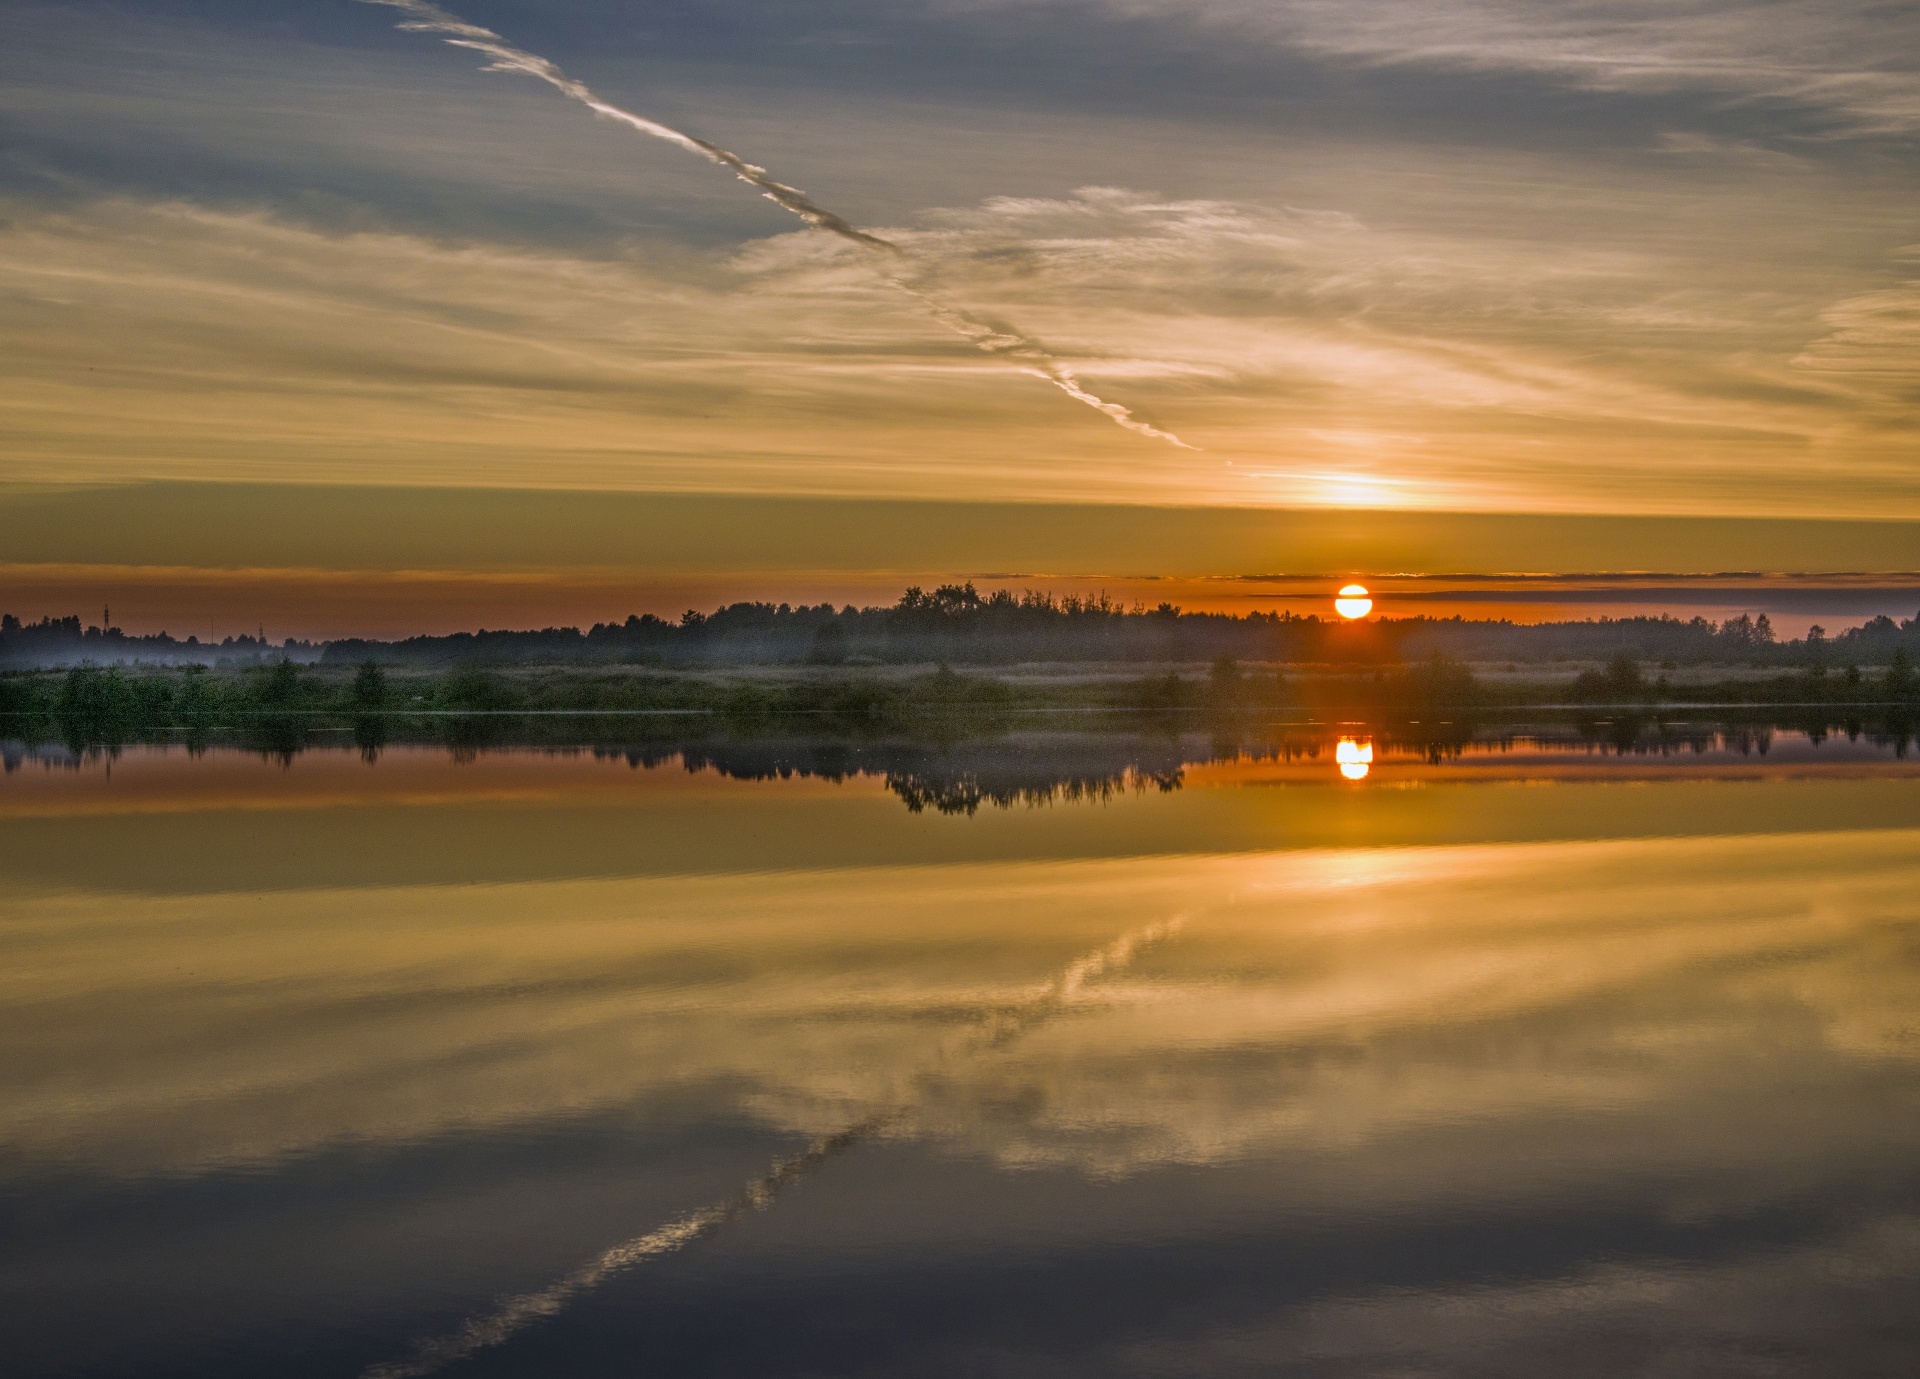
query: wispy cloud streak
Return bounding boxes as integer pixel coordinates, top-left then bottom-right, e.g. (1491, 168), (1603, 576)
(987, 1), (1920, 136)
(359, 914), (1185, 1379)
(357, 0), (1192, 448)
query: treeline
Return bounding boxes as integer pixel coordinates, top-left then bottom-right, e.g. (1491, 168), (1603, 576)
(322, 586), (1920, 668)
(10, 586), (1920, 672)
(319, 587), (1300, 668)
(0, 614), (315, 670)
(0, 661), (1032, 745)
(1397, 611), (1894, 664)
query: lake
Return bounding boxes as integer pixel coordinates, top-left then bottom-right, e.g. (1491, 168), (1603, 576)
(5, 719), (1919, 1377)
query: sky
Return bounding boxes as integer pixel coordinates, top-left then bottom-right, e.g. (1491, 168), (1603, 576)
(2, 0), (1917, 635)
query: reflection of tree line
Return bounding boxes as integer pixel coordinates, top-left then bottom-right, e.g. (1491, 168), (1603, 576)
(8, 714), (1917, 799)
(601, 738), (1196, 815)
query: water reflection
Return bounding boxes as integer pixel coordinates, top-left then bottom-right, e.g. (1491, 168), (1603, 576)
(3, 731), (1918, 1377)
(7, 709), (1920, 807)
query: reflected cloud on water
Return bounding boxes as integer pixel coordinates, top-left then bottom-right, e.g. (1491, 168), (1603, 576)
(2, 723), (1919, 1376)
(6, 708), (1920, 806)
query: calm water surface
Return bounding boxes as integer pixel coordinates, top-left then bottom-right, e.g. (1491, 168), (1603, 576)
(5, 726), (1920, 1377)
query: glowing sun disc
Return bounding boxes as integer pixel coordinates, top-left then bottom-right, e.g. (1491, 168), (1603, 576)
(1335, 583), (1373, 619)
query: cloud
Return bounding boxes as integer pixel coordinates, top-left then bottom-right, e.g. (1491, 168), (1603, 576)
(1117, 1215), (1920, 1376)
(360, 913), (1187, 1379)
(12, 762), (1918, 1366)
(889, 830), (1920, 1177)
(742, 185), (1896, 505)
(1, 185), (1912, 513)
(16, 822), (1914, 1188)
(357, 0), (1194, 447)
(0, 196), (1088, 491)
(1794, 248), (1920, 397)
(963, 0), (1920, 135)
(5, 2), (1916, 514)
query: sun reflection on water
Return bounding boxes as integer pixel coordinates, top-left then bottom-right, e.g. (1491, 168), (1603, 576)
(1336, 737), (1374, 781)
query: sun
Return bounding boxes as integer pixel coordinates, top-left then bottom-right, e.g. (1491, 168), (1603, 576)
(1335, 583), (1373, 619)
(1335, 738), (1375, 780)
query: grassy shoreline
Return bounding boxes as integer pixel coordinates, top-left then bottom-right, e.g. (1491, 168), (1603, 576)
(3, 654), (1918, 747)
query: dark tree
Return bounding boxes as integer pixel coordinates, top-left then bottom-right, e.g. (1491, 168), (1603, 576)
(1891, 648), (1914, 698)
(808, 622), (849, 666)
(1605, 655), (1646, 697)
(253, 657), (303, 709)
(352, 661), (389, 710)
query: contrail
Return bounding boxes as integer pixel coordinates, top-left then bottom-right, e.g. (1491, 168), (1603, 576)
(357, 0), (1193, 449)
(360, 1117), (892, 1379)
(360, 914), (1186, 1379)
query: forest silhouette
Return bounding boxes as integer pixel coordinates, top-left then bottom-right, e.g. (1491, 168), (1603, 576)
(8, 586), (1920, 672)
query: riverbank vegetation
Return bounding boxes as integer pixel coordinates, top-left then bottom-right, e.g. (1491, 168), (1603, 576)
(4, 649), (1918, 751)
